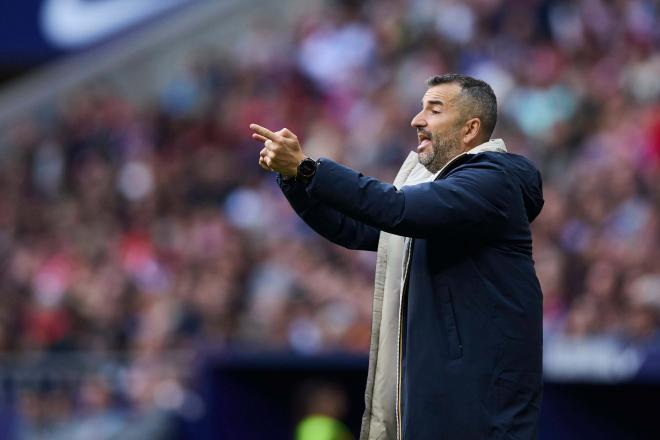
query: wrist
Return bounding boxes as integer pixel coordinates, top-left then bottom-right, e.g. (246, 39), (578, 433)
(282, 154), (304, 178)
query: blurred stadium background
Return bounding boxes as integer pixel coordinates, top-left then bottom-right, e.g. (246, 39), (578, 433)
(0, 0), (659, 439)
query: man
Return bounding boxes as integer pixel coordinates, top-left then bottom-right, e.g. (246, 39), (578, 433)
(250, 74), (544, 440)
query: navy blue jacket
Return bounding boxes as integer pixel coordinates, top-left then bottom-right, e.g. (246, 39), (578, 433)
(279, 151), (544, 439)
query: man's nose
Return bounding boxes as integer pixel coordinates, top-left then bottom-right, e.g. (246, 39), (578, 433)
(411, 112), (426, 128)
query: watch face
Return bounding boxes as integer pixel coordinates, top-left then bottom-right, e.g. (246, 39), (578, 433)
(299, 158), (317, 177)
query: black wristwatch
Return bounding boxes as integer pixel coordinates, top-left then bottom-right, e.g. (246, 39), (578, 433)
(297, 157), (318, 181)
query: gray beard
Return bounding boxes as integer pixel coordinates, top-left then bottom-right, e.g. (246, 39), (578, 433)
(418, 134), (462, 174)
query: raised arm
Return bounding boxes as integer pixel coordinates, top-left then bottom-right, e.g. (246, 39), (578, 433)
(304, 155), (514, 239)
(250, 122), (381, 250)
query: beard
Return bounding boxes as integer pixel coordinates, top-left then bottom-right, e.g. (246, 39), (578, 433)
(418, 130), (463, 174)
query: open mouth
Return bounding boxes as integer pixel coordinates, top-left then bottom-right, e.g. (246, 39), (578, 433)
(417, 132), (432, 150)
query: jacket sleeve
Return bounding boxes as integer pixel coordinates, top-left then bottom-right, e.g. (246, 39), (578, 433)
(304, 157), (514, 239)
(278, 175), (381, 251)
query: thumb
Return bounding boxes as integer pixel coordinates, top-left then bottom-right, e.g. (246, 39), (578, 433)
(279, 128), (297, 139)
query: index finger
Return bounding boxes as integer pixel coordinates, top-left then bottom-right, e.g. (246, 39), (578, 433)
(250, 124), (278, 141)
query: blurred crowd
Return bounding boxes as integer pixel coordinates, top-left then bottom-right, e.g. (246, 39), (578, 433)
(0, 0), (659, 436)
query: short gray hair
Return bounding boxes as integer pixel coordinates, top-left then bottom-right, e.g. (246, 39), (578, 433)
(426, 73), (498, 141)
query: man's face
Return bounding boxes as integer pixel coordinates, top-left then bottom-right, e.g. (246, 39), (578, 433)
(411, 83), (466, 173)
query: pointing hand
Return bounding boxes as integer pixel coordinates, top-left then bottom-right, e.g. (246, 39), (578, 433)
(250, 124), (305, 177)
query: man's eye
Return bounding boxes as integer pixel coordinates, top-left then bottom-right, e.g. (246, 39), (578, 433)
(431, 110), (441, 115)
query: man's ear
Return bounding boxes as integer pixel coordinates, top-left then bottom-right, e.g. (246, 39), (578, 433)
(463, 118), (481, 146)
